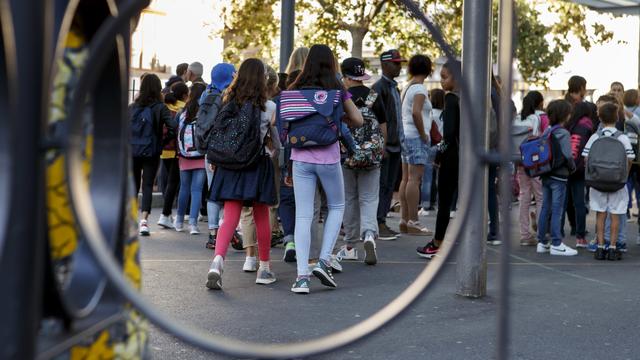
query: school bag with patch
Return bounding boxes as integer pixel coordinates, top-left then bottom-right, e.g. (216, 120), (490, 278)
(207, 101), (263, 170)
(130, 104), (158, 158)
(344, 89), (384, 169)
(195, 91), (222, 153)
(519, 125), (563, 177)
(585, 129), (628, 192)
(278, 89), (344, 148)
(177, 111), (204, 159)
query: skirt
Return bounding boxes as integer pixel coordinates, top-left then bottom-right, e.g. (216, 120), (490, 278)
(209, 156), (277, 206)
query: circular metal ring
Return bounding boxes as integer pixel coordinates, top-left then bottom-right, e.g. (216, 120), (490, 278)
(65, 0), (482, 358)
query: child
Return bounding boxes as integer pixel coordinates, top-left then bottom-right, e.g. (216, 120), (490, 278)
(536, 100), (578, 256)
(582, 103), (634, 260)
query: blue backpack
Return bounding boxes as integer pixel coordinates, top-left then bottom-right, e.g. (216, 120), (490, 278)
(278, 89), (344, 148)
(130, 105), (158, 158)
(520, 124), (562, 177)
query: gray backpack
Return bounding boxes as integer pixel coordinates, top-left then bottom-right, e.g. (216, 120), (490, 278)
(585, 129), (628, 192)
(195, 91), (223, 153)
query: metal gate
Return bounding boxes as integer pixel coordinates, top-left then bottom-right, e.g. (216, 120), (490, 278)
(0, 0), (516, 358)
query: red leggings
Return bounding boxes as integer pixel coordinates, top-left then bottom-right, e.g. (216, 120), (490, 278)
(214, 200), (271, 261)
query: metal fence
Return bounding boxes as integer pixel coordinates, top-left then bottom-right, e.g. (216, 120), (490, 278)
(0, 0), (516, 358)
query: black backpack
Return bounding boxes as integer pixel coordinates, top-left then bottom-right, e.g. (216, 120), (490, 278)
(207, 101), (264, 170)
(195, 91), (222, 154)
(130, 104), (159, 158)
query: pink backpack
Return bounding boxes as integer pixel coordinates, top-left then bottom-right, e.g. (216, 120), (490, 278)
(539, 112), (550, 133)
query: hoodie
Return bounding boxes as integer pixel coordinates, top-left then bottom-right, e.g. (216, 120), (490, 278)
(548, 126), (576, 181)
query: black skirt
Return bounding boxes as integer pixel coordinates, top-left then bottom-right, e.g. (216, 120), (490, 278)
(209, 156), (277, 206)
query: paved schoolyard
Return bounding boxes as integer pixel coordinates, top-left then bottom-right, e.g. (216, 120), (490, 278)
(140, 206), (640, 360)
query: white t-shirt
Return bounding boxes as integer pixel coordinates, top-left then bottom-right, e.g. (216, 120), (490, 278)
(582, 126), (635, 159)
(401, 84), (433, 139)
(260, 100), (276, 141)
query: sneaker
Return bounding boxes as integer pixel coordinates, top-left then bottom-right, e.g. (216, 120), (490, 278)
(243, 256), (257, 272)
(231, 231), (244, 251)
(520, 238), (537, 246)
(550, 243), (578, 256)
(627, 216), (634, 223)
(618, 242), (628, 253)
(335, 245), (358, 261)
(329, 255), (343, 273)
(205, 255), (224, 290)
(312, 260), (337, 288)
(157, 215), (174, 229)
(587, 240), (598, 253)
(378, 223), (399, 240)
(607, 248), (622, 261)
(575, 237), (588, 248)
(449, 211), (456, 219)
(406, 220), (433, 236)
(536, 242), (550, 254)
(271, 230), (284, 248)
(283, 241), (296, 262)
(198, 214), (206, 222)
(363, 233), (378, 266)
(487, 239), (502, 246)
(139, 220), (150, 236)
(291, 277), (310, 294)
(255, 266), (277, 284)
(206, 232), (216, 249)
(594, 247), (606, 260)
(416, 241), (439, 259)
(418, 208), (430, 216)
(174, 221), (184, 232)
(189, 224), (200, 235)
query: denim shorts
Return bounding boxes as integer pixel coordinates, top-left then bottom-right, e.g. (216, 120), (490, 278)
(401, 137), (430, 165)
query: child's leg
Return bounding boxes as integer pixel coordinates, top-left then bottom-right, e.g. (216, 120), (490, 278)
(610, 213), (620, 247)
(252, 203), (272, 262)
(596, 211), (607, 246)
(214, 201), (243, 259)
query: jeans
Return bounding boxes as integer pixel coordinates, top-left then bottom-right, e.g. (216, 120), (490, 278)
(132, 156), (160, 213)
(517, 167), (542, 240)
(604, 213), (627, 245)
(420, 160), (434, 209)
(537, 177), (567, 246)
(293, 161), (345, 276)
(279, 177), (295, 239)
(343, 167), (380, 244)
(161, 158), (180, 216)
(177, 169), (206, 225)
(377, 151), (401, 224)
(488, 165), (499, 240)
(562, 177), (586, 238)
(205, 157), (222, 230)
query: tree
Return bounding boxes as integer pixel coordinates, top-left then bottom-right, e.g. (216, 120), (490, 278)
(221, 0), (613, 86)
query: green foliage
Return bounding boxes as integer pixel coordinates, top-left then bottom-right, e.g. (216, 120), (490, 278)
(221, 0), (614, 86)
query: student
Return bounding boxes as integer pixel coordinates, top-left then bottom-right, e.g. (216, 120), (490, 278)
(536, 100), (578, 256)
(423, 88), (445, 212)
(562, 102), (594, 248)
(514, 91), (544, 246)
(335, 57), (387, 265)
(158, 82), (189, 230)
(282, 44), (363, 294)
(582, 103), (634, 260)
(399, 54), (433, 236)
(416, 60), (460, 259)
(130, 74), (177, 236)
(174, 84), (207, 234)
(610, 81), (625, 100)
(205, 58), (279, 289)
(373, 49), (407, 240)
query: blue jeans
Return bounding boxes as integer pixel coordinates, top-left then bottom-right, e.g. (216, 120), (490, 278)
(177, 169), (206, 225)
(538, 177), (567, 246)
(420, 149), (435, 208)
(293, 161), (345, 276)
(205, 157), (222, 230)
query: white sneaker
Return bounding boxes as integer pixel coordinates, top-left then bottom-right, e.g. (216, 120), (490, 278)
(550, 243), (578, 256)
(198, 214), (206, 222)
(329, 255), (343, 273)
(189, 224), (200, 235)
(243, 256), (257, 272)
(418, 208), (430, 216)
(536, 242), (550, 254)
(363, 233), (377, 266)
(335, 245), (358, 261)
(157, 215), (174, 229)
(255, 266), (276, 285)
(174, 221), (184, 232)
(139, 220), (150, 236)
(206, 255), (224, 290)
(449, 211), (456, 219)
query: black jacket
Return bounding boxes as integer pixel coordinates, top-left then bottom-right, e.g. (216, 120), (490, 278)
(372, 76), (400, 152)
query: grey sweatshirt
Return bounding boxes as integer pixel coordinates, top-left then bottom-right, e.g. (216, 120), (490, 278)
(549, 127), (576, 181)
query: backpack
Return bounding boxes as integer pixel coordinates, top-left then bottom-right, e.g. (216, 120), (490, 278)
(207, 101), (264, 170)
(539, 112), (550, 132)
(279, 89), (344, 148)
(130, 104), (158, 158)
(177, 111), (204, 159)
(624, 120), (640, 165)
(343, 89), (384, 169)
(585, 129), (629, 192)
(512, 113), (541, 161)
(519, 125), (563, 177)
(195, 91), (222, 154)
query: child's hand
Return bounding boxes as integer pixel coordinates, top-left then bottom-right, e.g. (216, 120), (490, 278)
(284, 176), (293, 187)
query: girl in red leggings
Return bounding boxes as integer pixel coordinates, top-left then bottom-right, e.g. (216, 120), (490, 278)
(205, 58), (278, 290)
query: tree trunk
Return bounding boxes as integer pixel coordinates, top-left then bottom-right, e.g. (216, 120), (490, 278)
(350, 28), (368, 58)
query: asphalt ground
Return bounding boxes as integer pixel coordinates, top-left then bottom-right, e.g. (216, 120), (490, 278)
(140, 204), (640, 360)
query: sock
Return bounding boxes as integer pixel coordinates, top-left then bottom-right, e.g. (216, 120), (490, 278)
(259, 261), (270, 269)
(297, 275), (310, 281)
(610, 245), (616, 250)
(598, 244), (605, 249)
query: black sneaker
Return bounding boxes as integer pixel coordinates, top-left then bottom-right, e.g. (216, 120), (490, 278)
(231, 231), (244, 251)
(312, 260), (337, 288)
(378, 223), (399, 241)
(205, 233), (216, 249)
(607, 248), (622, 261)
(594, 247), (606, 260)
(417, 241), (439, 259)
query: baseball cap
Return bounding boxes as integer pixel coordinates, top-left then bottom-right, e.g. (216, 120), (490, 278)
(340, 57), (371, 81)
(210, 63), (236, 91)
(380, 49), (407, 63)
